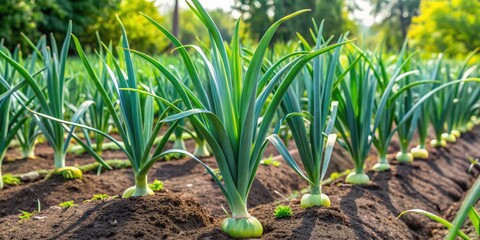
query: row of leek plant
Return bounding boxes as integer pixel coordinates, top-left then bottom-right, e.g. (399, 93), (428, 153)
(371, 48), (423, 171)
(445, 50), (480, 139)
(0, 44), (32, 189)
(0, 23), (111, 179)
(332, 42), (419, 183)
(336, 47), (480, 177)
(70, 18), (183, 197)
(129, 1), (348, 237)
(421, 52), (479, 148)
(153, 66), (210, 157)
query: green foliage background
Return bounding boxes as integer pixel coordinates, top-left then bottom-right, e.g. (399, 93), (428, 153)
(0, 0), (478, 57)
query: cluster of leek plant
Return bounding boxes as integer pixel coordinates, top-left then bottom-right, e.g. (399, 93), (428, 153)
(0, 23), (98, 178)
(72, 18), (180, 197)
(133, 2), (347, 237)
(334, 48), (390, 181)
(446, 50), (479, 138)
(370, 45), (424, 170)
(335, 42), (418, 180)
(267, 22), (344, 208)
(427, 54), (478, 147)
(0, 45), (30, 189)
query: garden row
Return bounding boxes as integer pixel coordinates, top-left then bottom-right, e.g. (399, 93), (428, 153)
(1, 0), (479, 238)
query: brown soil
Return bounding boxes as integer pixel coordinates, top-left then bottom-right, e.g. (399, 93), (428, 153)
(1, 137), (352, 218)
(0, 127), (479, 239)
(0, 193), (217, 240)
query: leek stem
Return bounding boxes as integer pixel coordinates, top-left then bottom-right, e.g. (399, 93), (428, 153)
(172, 137), (186, 150)
(310, 185), (321, 195)
(377, 152), (388, 164)
(419, 142), (426, 149)
(132, 174), (152, 197)
(231, 202), (250, 219)
(373, 153), (391, 172)
(54, 151), (66, 169)
(95, 141), (104, 156)
(22, 147), (35, 159)
(0, 151), (4, 190)
(193, 139), (210, 157)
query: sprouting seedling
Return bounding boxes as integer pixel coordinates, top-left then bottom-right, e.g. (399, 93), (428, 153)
(84, 193), (117, 202)
(148, 180), (164, 192)
(18, 210), (37, 221)
(274, 205), (293, 219)
(59, 200), (76, 208)
(467, 154), (480, 173)
(2, 174), (21, 186)
(260, 155), (282, 167)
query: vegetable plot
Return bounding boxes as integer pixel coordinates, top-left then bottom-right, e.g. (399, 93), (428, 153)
(0, 1), (478, 239)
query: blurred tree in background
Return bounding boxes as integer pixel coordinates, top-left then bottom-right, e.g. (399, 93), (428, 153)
(369, 0), (420, 50)
(93, 0), (169, 53)
(232, 0), (273, 41)
(233, 0), (355, 43)
(39, 0), (121, 48)
(0, 0), (236, 53)
(0, 0), (54, 47)
(1, 0), (478, 57)
(273, 0), (352, 42)
(408, 0), (480, 57)
(0, 0), (119, 51)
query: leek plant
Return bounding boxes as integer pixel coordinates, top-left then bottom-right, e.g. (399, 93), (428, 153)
(15, 106), (39, 159)
(0, 23), (94, 178)
(371, 54), (400, 171)
(72, 18), (180, 197)
(268, 23), (343, 208)
(13, 59), (40, 160)
(428, 55), (453, 148)
(153, 71), (187, 151)
(333, 49), (377, 184)
(8, 35), (42, 159)
(394, 69), (420, 163)
(80, 39), (113, 156)
(335, 43), (417, 182)
(410, 57), (442, 158)
(134, 2), (347, 237)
